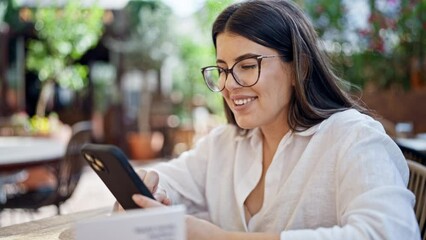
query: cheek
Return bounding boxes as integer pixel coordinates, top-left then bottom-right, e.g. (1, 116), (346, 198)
(263, 75), (293, 106)
(221, 91), (232, 107)
(221, 90), (229, 101)
(264, 68), (293, 94)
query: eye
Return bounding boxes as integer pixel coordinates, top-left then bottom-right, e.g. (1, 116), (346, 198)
(241, 64), (257, 70)
(236, 58), (258, 70)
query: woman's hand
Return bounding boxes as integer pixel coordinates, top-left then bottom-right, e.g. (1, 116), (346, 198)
(112, 169), (171, 212)
(137, 169), (171, 205)
(132, 195), (228, 240)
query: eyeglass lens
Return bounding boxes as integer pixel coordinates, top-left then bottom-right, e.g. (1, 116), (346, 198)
(202, 58), (260, 92)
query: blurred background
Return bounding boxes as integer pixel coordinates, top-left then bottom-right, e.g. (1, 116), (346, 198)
(0, 0), (425, 159)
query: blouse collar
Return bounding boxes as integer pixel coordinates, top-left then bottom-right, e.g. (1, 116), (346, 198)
(239, 120), (323, 141)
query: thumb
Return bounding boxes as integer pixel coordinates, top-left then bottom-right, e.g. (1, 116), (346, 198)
(132, 194), (164, 208)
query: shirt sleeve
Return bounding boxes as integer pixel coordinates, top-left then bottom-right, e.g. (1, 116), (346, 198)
(150, 126), (229, 218)
(280, 118), (420, 240)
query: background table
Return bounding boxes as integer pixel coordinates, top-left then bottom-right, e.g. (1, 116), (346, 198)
(395, 137), (426, 165)
(0, 136), (67, 203)
(395, 138), (426, 153)
(0, 136), (66, 171)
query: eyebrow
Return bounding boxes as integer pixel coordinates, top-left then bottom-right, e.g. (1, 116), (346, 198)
(216, 53), (260, 65)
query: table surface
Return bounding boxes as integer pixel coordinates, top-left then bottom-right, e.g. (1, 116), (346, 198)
(395, 138), (426, 153)
(0, 136), (67, 169)
(0, 207), (111, 239)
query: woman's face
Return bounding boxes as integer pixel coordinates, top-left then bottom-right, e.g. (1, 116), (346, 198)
(216, 32), (294, 131)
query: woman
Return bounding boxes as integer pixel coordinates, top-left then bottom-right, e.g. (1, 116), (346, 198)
(129, 0), (420, 239)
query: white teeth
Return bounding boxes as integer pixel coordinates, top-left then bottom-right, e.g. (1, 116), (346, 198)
(233, 97), (255, 106)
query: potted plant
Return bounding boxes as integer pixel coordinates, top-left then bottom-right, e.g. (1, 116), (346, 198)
(105, 2), (171, 160)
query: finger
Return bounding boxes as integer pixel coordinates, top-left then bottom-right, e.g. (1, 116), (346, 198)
(153, 191), (166, 201)
(117, 204), (125, 212)
(132, 194), (163, 208)
(137, 169), (147, 180)
(143, 171), (159, 193)
(162, 198), (172, 206)
(153, 189), (172, 206)
(113, 201), (125, 212)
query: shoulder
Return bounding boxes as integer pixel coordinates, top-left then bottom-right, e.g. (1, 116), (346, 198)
(317, 109), (408, 183)
(318, 109), (385, 138)
(311, 109), (400, 161)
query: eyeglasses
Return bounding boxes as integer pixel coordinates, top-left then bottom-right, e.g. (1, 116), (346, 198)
(201, 55), (284, 92)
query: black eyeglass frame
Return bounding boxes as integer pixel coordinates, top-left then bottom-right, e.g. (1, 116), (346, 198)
(201, 54), (285, 92)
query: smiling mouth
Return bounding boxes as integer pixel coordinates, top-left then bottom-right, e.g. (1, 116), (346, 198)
(233, 97), (256, 106)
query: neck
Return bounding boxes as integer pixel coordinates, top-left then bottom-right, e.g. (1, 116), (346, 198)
(259, 107), (290, 154)
(260, 122), (290, 164)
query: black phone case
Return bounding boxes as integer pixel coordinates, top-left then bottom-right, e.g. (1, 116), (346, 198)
(80, 143), (154, 210)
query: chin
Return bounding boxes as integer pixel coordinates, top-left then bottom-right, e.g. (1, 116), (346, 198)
(235, 120), (257, 130)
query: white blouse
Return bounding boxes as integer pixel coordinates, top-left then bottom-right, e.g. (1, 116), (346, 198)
(152, 109), (420, 239)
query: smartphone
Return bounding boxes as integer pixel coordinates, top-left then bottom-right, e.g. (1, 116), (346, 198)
(80, 143), (155, 210)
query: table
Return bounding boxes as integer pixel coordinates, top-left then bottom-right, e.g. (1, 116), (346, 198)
(394, 137), (426, 164)
(395, 138), (426, 153)
(0, 207), (111, 239)
(0, 136), (67, 171)
(0, 136), (67, 203)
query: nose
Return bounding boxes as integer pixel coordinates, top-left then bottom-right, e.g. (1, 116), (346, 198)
(224, 72), (241, 91)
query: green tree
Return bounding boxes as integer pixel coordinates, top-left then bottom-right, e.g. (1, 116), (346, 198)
(304, 0), (425, 90)
(26, 1), (104, 116)
(0, 3), (6, 28)
(105, 1), (174, 133)
(172, 0), (234, 124)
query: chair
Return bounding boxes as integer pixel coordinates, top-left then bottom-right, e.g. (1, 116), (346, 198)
(407, 159), (426, 239)
(51, 121), (93, 214)
(0, 121), (93, 215)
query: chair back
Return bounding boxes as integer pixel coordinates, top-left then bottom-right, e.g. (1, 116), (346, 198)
(0, 121), (93, 216)
(56, 121), (92, 203)
(407, 159), (426, 239)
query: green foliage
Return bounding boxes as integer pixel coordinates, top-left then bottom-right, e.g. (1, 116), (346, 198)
(26, 1), (104, 91)
(172, 0), (234, 120)
(303, 0), (346, 39)
(125, 0), (158, 31)
(198, 0), (234, 30)
(1, 0), (27, 32)
(0, 1), (8, 23)
(172, 35), (217, 123)
(304, 0), (425, 90)
(120, 1), (173, 70)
